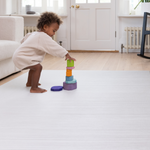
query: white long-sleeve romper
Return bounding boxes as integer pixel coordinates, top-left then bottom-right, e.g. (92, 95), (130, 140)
(12, 32), (68, 70)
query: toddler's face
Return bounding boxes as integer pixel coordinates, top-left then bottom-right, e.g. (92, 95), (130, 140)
(43, 23), (59, 37)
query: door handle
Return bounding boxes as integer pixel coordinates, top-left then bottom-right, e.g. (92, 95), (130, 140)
(71, 5), (74, 8)
(76, 5), (80, 8)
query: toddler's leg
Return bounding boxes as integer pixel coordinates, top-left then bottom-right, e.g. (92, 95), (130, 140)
(26, 69), (41, 87)
(25, 64), (47, 93)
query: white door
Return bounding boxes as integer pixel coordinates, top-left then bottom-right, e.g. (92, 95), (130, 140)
(71, 0), (116, 51)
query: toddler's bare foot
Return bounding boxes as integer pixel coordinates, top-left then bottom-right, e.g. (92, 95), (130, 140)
(30, 87), (47, 93)
(26, 83), (41, 87)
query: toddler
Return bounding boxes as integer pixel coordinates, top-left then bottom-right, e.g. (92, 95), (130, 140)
(12, 12), (76, 93)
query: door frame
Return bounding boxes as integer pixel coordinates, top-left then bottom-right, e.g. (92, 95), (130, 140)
(67, 0), (118, 51)
(66, 0), (71, 51)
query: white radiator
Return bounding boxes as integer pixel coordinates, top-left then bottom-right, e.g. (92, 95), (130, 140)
(124, 27), (150, 53)
(24, 26), (38, 35)
(24, 26), (57, 41)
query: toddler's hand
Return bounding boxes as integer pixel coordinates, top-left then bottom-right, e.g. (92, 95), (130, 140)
(65, 53), (76, 61)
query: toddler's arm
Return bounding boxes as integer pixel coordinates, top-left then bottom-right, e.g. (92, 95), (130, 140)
(39, 34), (70, 58)
(39, 33), (76, 61)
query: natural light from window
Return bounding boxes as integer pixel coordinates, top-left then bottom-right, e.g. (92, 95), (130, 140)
(76, 0), (86, 3)
(22, 0), (41, 7)
(47, 0), (53, 7)
(130, 0), (139, 11)
(22, 0), (63, 7)
(88, 0), (98, 3)
(76, 0), (111, 3)
(100, 0), (111, 3)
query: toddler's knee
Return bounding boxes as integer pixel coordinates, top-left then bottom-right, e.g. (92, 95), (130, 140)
(35, 64), (42, 71)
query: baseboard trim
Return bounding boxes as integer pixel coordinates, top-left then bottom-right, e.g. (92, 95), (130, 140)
(68, 50), (119, 53)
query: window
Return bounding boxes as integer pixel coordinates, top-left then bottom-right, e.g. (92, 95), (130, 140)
(100, 0), (111, 3)
(22, 0), (64, 8)
(76, 0), (111, 3)
(76, 0), (86, 3)
(22, 0), (41, 7)
(47, 0), (53, 7)
(21, 0), (67, 15)
(129, 0), (139, 14)
(88, 0), (98, 3)
(130, 0), (139, 10)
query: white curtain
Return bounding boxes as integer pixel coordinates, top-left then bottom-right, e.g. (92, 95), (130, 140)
(42, 0), (67, 16)
(19, 0), (67, 16)
(58, 0), (67, 16)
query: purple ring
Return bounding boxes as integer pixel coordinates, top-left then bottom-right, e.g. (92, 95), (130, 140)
(63, 82), (77, 90)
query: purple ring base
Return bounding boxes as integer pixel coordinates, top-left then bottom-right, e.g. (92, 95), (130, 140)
(63, 82), (77, 90)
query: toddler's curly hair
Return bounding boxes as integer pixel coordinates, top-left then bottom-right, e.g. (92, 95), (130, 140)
(37, 12), (63, 30)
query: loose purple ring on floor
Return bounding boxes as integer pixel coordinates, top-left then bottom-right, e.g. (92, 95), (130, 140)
(51, 86), (63, 91)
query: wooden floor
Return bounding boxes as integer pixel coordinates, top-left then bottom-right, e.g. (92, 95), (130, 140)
(1, 52), (150, 86)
